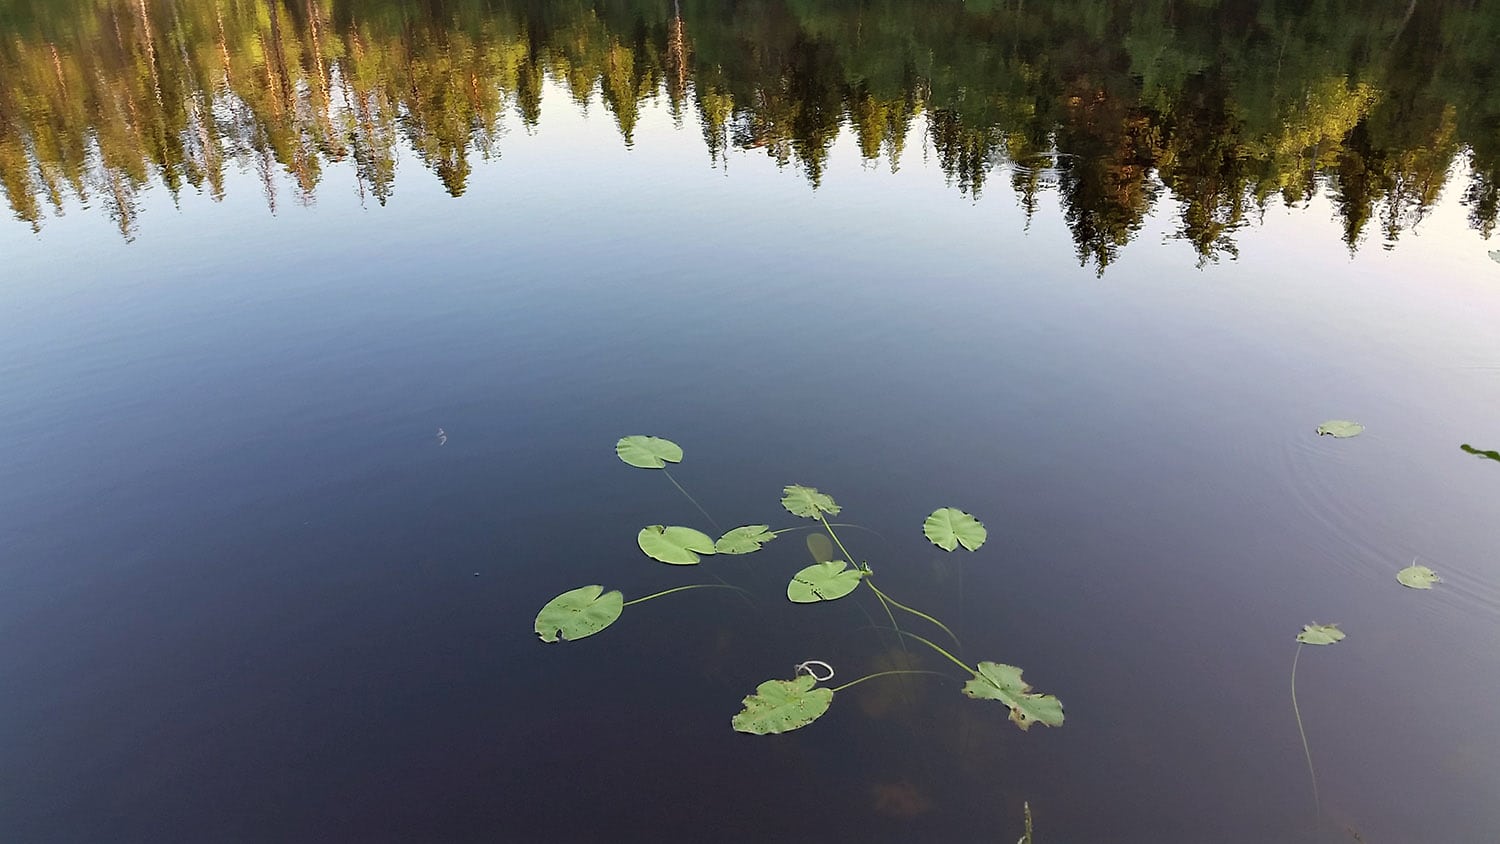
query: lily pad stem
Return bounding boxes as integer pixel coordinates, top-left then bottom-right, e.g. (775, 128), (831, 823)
(830, 669), (950, 693)
(890, 629), (974, 675)
(662, 468), (722, 532)
(622, 583), (747, 607)
(817, 514), (910, 656)
(865, 580), (962, 650)
(1291, 641), (1321, 814)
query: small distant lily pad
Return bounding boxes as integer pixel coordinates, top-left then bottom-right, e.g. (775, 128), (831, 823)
(923, 508), (988, 552)
(786, 560), (865, 603)
(731, 674), (834, 734)
(637, 525), (718, 565)
(615, 435), (683, 469)
(715, 525), (777, 554)
(1396, 564), (1441, 590)
(961, 662), (1064, 730)
(1489, 249), (1500, 264)
(781, 485), (841, 519)
(1296, 622), (1346, 645)
(1315, 420), (1364, 438)
(535, 585), (624, 642)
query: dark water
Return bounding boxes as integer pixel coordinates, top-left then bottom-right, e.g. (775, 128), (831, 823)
(3, 1), (1500, 841)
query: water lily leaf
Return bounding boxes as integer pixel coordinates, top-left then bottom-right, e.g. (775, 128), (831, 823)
(1396, 564), (1441, 589)
(1315, 420), (1364, 438)
(731, 674), (834, 734)
(806, 533), (834, 563)
(715, 525), (777, 554)
(923, 508), (988, 552)
(535, 585), (624, 643)
(786, 560), (865, 603)
(1296, 622), (1345, 645)
(1489, 249), (1500, 264)
(637, 525), (717, 565)
(1461, 444), (1500, 463)
(781, 485), (841, 518)
(615, 435), (683, 469)
(961, 662), (1064, 730)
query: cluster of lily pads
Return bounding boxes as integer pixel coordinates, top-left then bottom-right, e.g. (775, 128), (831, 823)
(534, 435), (1064, 736)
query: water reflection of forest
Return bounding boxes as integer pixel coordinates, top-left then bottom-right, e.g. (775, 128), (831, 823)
(1, 0), (1496, 270)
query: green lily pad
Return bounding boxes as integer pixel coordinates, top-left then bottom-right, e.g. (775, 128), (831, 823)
(615, 435), (684, 469)
(786, 560), (865, 603)
(731, 674), (834, 735)
(715, 525), (777, 555)
(1315, 420), (1364, 438)
(961, 662), (1064, 730)
(637, 525), (717, 565)
(1296, 622), (1346, 645)
(1396, 564), (1441, 589)
(781, 485), (841, 519)
(535, 585), (624, 643)
(923, 507), (988, 552)
(806, 532), (835, 563)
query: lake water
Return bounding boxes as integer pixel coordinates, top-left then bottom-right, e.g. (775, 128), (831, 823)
(2, 1), (1499, 841)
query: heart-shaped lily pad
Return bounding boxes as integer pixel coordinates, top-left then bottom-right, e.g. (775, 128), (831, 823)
(1296, 622), (1345, 645)
(731, 674), (834, 734)
(786, 560), (865, 603)
(1315, 420), (1364, 438)
(535, 585), (624, 642)
(1396, 564), (1441, 589)
(615, 435), (684, 469)
(638, 525), (717, 565)
(923, 507), (988, 552)
(715, 525), (777, 555)
(781, 485), (841, 518)
(961, 661), (1064, 730)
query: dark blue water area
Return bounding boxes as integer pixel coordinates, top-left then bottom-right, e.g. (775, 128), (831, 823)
(3, 100), (1500, 842)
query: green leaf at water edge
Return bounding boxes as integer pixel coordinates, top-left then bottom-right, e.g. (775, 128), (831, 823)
(715, 525), (777, 555)
(1315, 420), (1364, 438)
(781, 485), (841, 518)
(786, 560), (866, 603)
(731, 674), (834, 734)
(1396, 564), (1441, 589)
(1296, 622), (1346, 645)
(961, 662), (1064, 730)
(923, 507), (988, 552)
(615, 435), (683, 469)
(637, 525), (717, 565)
(535, 585), (624, 643)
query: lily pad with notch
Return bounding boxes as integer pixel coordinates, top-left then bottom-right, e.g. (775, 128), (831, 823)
(781, 485), (841, 518)
(637, 525), (718, 565)
(715, 525), (777, 555)
(1396, 564), (1441, 590)
(1315, 420), (1364, 438)
(731, 674), (834, 734)
(615, 435), (684, 469)
(924, 507), (988, 552)
(1296, 622), (1346, 645)
(535, 585), (624, 643)
(786, 560), (866, 603)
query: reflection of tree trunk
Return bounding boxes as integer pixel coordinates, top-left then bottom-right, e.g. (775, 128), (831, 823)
(1391, 0), (1418, 46)
(267, 0), (293, 116)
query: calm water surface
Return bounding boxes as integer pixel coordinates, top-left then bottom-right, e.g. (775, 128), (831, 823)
(2, 1), (1499, 841)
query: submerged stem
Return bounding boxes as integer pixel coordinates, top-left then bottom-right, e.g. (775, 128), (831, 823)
(818, 514), (910, 656)
(866, 580), (962, 651)
(889, 629), (974, 675)
(830, 669), (950, 693)
(1291, 642), (1321, 814)
(623, 583), (747, 607)
(661, 468), (722, 532)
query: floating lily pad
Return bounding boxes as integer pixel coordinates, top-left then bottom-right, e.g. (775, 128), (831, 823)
(615, 435), (683, 469)
(535, 585), (624, 642)
(715, 525), (777, 554)
(923, 508), (988, 552)
(1396, 564), (1441, 589)
(781, 485), (841, 518)
(1296, 622), (1346, 645)
(731, 675), (834, 734)
(638, 525), (717, 565)
(786, 560), (865, 603)
(961, 662), (1064, 730)
(1489, 249), (1500, 264)
(1461, 444), (1500, 463)
(1315, 420), (1364, 438)
(806, 532), (834, 563)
